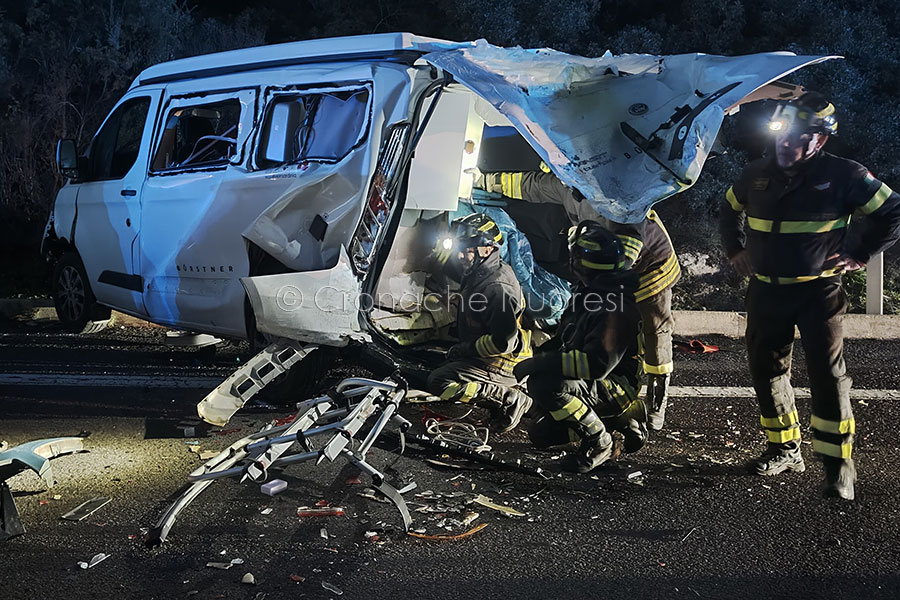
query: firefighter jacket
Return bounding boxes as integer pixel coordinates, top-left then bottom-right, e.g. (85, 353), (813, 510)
(721, 152), (900, 284)
(483, 170), (680, 302)
(456, 251), (532, 369)
(528, 272), (642, 395)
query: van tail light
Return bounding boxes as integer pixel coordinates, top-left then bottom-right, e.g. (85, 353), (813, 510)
(350, 123), (410, 274)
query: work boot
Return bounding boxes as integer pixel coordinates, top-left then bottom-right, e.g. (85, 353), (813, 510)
(607, 399), (649, 454)
(746, 442), (805, 476)
(646, 374), (669, 431)
(493, 389), (533, 434)
(822, 457), (856, 501)
(561, 432), (616, 474)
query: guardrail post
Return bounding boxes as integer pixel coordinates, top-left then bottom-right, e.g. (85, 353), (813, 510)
(866, 252), (884, 315)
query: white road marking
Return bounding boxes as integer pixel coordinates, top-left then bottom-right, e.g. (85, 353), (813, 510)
(0, 373), (898, 400)
(663, 386), (900, 400)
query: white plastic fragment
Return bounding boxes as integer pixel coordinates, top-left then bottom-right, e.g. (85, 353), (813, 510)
(78, 553), (110, 569)
(320, 527), (328, 540)
(322, 581), (343, 595)
(241, 573), (256, 585)
(261, 479), (288, 496)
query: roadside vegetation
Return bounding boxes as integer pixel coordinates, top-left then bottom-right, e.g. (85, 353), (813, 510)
(1, 0), (897, 311)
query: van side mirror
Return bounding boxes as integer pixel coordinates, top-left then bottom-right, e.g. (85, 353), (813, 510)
(56, 139), (80, 179)
(260, 101), (304, 165)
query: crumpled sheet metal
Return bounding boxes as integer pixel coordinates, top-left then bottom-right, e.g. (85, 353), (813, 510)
(0, 437), (85, 488)
(425, 41), (838, 223)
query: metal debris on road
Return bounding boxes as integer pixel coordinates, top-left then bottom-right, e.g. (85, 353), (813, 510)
(408, 522), (488, 541)
(682, 527), (698, 543)
(61, 496), (110, 522)
(148, 376), (414, 546)
(77, 553), (110, 569)
(472, 494), (525, 517)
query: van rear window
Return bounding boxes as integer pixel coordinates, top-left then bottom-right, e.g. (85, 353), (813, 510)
(152, 99), (241, 171)
(257, 88), (370, 168)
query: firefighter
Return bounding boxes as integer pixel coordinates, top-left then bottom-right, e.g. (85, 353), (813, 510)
(472, 167), (679, 431)
(512, 221), (647, 473)
(720, 92), (900, 500)
(428, 213), (533, 433)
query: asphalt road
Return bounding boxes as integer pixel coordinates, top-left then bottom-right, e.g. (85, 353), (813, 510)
(1, 319), (900, 600)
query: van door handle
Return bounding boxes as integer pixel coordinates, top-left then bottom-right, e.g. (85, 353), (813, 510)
(121, 189), (137, 197)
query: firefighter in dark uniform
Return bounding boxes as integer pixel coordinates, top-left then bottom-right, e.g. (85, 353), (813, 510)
(428, 213), (533, 433)
(512, 221), (647, 473)
(721, 92), (900, 500)
(473, 167), (680, 431)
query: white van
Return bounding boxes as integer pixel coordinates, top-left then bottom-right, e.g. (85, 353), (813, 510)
(42, 33), (832, 380)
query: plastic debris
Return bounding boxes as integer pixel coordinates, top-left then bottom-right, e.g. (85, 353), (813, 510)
(290, 574), (306, 583)
(231, 558), (244, 565)
(321, 581), (343, 595)
(627, 471), (643, 480)
(357, 491), (391, 504)
(206, 562), (232, 570)
(319, 528), (329, 540)
(297, 506), (345, 518)
(241, 572), (256, 585)
(473, 494), (525, 517)
(198, 450), (218, 460)
(674, 339), (719, 354)
(408, 523), (488, 540)
(462, 512), (479, 526)
(260, 479), (287, 497)
(61, 497), (110, 521)
(77, 553), (110, 569)
(260, 508), (273, 515)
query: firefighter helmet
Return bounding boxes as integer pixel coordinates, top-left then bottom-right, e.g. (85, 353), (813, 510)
(769, 91), (838, 136)
(434, 213), (503, 266)
(451, 213), (503, 249)
(568, 220), (626, 272)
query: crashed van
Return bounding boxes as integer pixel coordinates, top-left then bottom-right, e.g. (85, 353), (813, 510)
(42, 33), (834, 382)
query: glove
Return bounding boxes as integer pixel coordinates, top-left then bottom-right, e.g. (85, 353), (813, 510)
(465, 167), (486, 189)
(447, 342), (473, 360)
(513, 358), (535, 382)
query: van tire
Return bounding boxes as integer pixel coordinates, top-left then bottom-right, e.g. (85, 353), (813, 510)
(51, 252), (111, 334)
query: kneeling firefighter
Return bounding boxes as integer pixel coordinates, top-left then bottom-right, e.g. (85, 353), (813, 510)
(427, 213), (533, 433)
(513, 221), (648, 473)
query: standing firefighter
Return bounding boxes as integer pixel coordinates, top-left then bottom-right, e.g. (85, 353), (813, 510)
(721, 92), (900, 500)
(513, 221), (647, 473)
(473, 168), (679, 430)
(428, 213), (533, 433)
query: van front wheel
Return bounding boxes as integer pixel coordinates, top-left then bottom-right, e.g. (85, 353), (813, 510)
(52, 253), (111, 334)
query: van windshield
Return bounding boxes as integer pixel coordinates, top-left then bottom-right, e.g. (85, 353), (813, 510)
(257, 88), (370, 168)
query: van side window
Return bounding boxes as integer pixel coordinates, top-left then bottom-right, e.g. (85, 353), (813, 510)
(86, 97), (151, 181)
(257, 88), (370, 168)
(152, 99), (241, 171)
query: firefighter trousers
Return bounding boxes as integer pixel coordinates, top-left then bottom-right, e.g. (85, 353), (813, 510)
(526, 372), (647, 453)
(745, 277), (854, 461)
(427, 358), (523, 411)
(637, 285), (675, 376)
